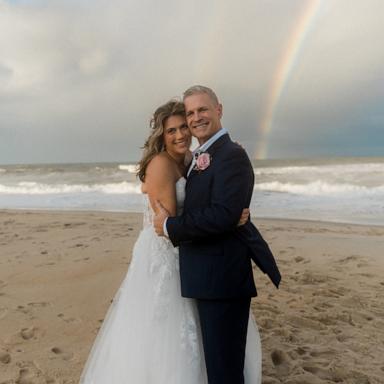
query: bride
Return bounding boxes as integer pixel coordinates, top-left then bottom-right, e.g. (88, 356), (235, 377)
(79, 100), (262, 383)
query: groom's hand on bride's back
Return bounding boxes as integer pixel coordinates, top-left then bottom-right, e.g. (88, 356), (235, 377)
(154, 200), (170, 236)
(237, 208), (250, 227)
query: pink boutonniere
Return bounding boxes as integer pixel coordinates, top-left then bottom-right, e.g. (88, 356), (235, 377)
(194, 152), (211, 171)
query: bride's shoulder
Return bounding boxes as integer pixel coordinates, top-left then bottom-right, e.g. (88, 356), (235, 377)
(148, 152), (174, 168)
(146, 152), (177, 179)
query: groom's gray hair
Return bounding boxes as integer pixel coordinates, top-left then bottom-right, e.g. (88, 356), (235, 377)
(183, 85), (220, 106)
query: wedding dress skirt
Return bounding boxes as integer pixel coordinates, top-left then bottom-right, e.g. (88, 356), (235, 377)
(79, 178), (262, 383)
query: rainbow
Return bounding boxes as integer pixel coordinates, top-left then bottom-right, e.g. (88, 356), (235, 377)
(254, 0), (323, 159)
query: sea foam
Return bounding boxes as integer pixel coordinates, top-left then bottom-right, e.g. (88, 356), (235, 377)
(0, 182), (141, 195)
(254, 181), (384, 196)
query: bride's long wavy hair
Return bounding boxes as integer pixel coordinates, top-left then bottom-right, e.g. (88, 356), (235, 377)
(137, 100), (186, 182)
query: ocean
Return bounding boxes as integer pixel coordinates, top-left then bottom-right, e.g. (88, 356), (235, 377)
(0, 157), (383, 226)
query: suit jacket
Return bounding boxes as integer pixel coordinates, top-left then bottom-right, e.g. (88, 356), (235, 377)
(166, 133), (281, 299)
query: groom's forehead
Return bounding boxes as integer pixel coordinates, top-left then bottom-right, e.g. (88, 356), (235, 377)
(184, 93), (216, 110)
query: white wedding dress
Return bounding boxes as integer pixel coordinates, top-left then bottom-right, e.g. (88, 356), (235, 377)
(79, 178), (262, 383)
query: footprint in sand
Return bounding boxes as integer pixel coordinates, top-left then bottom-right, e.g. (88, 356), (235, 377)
(57, 313), (80, 324)
(271, 349), (292, 375)
(294, 256), (306, 263)
(17, 368), (36, 384)
(0, 351), (11, 364)
(336, 333), (351, 342)
(15, 362), (48, 384)
(20, 326), (39, 340)
(51, 346), (74, 361)
(16, 305), (32, 316)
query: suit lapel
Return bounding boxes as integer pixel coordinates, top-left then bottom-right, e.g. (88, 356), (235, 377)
(205, 133), (230, 157)
(187, 133), (230, 182)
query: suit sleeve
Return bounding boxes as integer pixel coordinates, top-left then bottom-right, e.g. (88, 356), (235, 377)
(166, 147), (254, 246)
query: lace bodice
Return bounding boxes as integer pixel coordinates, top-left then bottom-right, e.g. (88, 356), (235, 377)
(143, 177), (186, 228)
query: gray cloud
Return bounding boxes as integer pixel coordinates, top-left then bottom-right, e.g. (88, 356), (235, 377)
(0, 0), (383, 164)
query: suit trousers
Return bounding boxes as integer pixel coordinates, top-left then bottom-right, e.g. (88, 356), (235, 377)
(196, 297), (251, 384)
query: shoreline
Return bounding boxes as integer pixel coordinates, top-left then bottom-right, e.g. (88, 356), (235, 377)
(2, 208), (384, 229)
(1, 210), (383, 383)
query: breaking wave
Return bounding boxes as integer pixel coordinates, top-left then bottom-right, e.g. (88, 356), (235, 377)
(0, 181), (141, 195)
(255, 181), (384, 196)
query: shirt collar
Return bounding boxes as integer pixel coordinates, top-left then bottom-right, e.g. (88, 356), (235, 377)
(193, 128), (228, 156)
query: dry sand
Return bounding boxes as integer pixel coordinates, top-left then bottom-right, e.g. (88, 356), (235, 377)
(0, 210), (383, 384)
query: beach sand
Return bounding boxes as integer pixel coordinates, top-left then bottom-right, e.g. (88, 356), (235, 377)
(0, 210), (383, 383)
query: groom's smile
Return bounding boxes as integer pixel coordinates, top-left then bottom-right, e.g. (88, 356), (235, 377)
(193, 122), (209, 129)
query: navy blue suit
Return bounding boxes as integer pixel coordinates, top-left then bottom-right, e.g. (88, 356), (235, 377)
(166, 133), (281, 383)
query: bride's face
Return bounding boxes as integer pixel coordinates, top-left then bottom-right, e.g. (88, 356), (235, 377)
(163, 115), (191, 156)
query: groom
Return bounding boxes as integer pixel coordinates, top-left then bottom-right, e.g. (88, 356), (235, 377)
(154, 85), (281, 384)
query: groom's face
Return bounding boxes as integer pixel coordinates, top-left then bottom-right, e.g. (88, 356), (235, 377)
(184, 93), (223, 145)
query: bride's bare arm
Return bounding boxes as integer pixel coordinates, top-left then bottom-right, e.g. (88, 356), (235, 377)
(144, 154), (178, 216)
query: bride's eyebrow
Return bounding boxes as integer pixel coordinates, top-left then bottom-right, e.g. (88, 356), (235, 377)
(166, 123), (188, 133)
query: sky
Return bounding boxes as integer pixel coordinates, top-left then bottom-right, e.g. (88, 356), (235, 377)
(0, 0), (383, 164)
